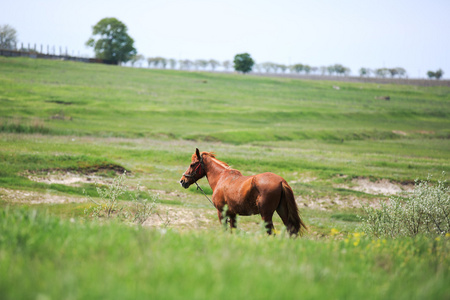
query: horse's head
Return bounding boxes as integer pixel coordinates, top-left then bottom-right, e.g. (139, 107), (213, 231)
(179, 148), (206, 189)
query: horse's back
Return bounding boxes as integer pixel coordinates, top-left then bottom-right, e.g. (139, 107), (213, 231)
(215, 171), (288, 215)
(253, 172), (286, 192)
(215, 171), (258, 215)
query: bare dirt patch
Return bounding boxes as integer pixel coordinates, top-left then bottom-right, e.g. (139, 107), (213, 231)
(392, 130), (407, 136)
(0, 187), (85, 204)
(298, 195), (379, 211)
(336, 177), (414, 196)
(25, 171), (111, 187)
(143, 205), (213, 229)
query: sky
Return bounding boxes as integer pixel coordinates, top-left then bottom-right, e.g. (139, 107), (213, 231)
(1, 0), (449, 78)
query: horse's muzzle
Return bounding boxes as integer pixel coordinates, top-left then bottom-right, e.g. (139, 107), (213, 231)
(180, 178), (190, 189)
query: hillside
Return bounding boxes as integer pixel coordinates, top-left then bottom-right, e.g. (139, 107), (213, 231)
(0, 56), (449, 299)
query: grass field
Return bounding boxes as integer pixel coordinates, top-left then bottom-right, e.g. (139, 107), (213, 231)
(0, 57), (449, 299)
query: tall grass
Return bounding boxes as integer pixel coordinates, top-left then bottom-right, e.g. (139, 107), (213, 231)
(0, 207), (448, 300)
(0, 117), (51, 134)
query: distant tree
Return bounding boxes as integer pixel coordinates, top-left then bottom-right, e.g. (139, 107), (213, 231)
(148, 57), (158, 68)
(291, 63), (304, 74)
(233, 53), (254, 74)
(208, 59), (220, 70)
(388, 68), (399, 78)
(155, 57), (165, 68)
(178, 59), (193, 70)
(375, 68), (389, 78)
(148, 57), (159, 68)
(222, 60), (232, 71)
(272, 63), (279, 73)
(177, 59), (184, 69)
(359, 67), (369, 77)
(86, 18), (137, 65)
(303, 65), (311, 74)
(435, 69), (444, 80)
(327, 65), (335, 75)
(344, 67), (351, 76)
(0, 24), (18, 50)
(319, 66), (327, 76)
(395, 67), (406, 78)
(130, 54), (144, 67)
(427, 69), (444, 80)
(159, 57), (167, 69)
(194, 59), (208, 70)
(261, 62), (273, 73)
(333, 64), (346, 76)
(168, 58), (177, 69)
(278, 64), (288, 73)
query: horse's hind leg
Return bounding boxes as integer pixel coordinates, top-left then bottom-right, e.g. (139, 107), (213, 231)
(258, 194), (278, 234)
(276, 201), (290, 231)
(260, 212), (275, 234)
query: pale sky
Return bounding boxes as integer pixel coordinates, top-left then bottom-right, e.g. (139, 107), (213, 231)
(2, 0), (449, 78)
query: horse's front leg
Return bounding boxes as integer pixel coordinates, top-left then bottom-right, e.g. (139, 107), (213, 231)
(216, 209), (237, 231)
(217, 209), (224, 225)
(229, 214), (237, 229)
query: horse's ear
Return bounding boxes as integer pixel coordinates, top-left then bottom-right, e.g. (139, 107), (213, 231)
(196, 148), (201, 160)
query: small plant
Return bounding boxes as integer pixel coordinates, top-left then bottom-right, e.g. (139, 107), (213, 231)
(128, 183), (158, 225)
(84, 171), (127, 218)
(360, 172), (449, 238)
(221, 204), (229, 231)
(84, 172), (161, 225)
(156, 210), (171, 228)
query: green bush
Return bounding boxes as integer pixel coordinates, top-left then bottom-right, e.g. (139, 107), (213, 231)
(360, 173), (449, 238)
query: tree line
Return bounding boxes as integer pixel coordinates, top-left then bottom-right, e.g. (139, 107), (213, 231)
(359, 67), (407, 78)
(0, 20), (445, 80)
(129, 55), (355, 76)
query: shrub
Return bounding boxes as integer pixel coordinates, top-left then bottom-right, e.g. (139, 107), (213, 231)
(84, 171), (159, 225)
(360, 173), (449, 238)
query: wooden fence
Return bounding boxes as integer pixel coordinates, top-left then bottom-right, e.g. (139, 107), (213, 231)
(0, 48), (114, 65)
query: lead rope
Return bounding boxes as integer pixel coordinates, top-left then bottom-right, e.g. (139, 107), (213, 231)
(195, 182), (214, 207)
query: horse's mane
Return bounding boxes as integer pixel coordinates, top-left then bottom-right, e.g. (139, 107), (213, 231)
(200, 151), (231, 168)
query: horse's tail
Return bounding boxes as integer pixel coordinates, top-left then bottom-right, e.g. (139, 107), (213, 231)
(281, 182), (307, 236)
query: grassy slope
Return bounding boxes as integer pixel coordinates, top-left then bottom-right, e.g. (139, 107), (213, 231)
(0, 57), (449, 299)
(0, 57), (448, 175)
(1, 57), (449, 140)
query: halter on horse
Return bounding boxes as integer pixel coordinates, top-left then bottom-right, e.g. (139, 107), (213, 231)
(180, 148), (307, 236)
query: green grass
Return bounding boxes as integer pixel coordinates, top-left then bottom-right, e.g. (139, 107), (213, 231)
(0, 57), (449, 299)
(1, 57), (449, 141)
(0, 207), (448, 300)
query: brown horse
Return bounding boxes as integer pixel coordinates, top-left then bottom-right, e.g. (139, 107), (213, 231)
(180, 148), (307, 236)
